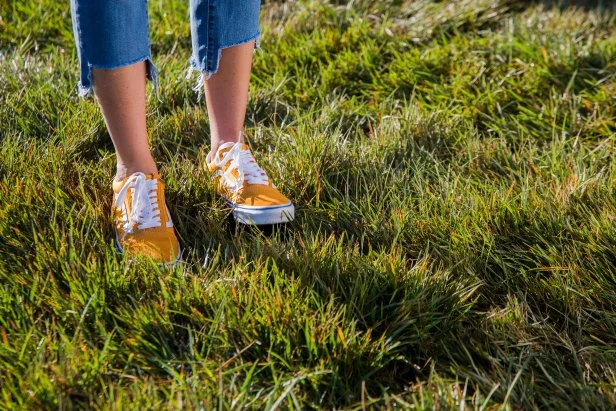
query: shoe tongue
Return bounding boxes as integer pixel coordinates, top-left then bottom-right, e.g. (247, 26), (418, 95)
(215, 142), (248, 161)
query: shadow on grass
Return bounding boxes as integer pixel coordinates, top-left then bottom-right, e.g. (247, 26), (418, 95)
(115, 247), (472, 406)
(537, 0), (616, 10)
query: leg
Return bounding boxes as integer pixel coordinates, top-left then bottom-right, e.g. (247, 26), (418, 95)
(188, 0), (261, 159)
(191, 1), (294, 225)
(71, 0), (180, 263)
(70, 0), (157, 180)
(92, 63), (157, 180)
(204, 41), (255, 161)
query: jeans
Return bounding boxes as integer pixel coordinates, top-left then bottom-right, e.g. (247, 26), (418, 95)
(70, 0), (261, 97)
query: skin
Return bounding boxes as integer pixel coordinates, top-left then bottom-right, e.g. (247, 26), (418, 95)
(205, 41), (255, 162)
(92, 62), (157, 180)
(91, 40), (256, 181)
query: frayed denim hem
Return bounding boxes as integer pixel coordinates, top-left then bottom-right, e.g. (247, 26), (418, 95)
(77, 56), (158, 98)
(186, 32), (260, 100)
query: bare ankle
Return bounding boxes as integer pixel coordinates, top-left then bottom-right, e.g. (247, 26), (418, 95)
(209, 133), (244, 163)
(115, 162), (158, 182)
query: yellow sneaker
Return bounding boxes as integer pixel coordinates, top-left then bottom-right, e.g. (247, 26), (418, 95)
(207, 142), (294, 225)
(112, 172), (181, 264)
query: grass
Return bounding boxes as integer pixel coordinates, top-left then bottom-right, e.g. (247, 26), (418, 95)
(1, 0), (615, 408)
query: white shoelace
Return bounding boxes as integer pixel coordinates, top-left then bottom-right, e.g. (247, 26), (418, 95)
(212, 142), (269, 192)
(115, 173), (164, 240)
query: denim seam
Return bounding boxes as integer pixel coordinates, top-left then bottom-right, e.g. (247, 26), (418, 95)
(206, 0), (214, 71)
(72, 0), (93, 97)
(143, 0), (159, 95)
(186, 0), (213, 99)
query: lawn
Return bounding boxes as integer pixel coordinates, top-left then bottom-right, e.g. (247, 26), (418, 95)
(1, 0), (615, 408)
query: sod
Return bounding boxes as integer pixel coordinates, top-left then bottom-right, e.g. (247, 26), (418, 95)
(1, 0), (615, 408)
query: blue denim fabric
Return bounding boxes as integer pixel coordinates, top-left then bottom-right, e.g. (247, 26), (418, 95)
(70, 0), (261, 97)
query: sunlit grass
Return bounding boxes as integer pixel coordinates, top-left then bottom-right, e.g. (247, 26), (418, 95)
(1, 0), (615, 408)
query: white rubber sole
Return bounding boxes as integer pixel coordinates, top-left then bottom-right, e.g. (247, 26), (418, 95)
(227, 200), (295, 225)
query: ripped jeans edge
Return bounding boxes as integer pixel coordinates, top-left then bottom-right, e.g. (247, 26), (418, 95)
(77, 56), (158, 98)
(186, 32), (261, 99)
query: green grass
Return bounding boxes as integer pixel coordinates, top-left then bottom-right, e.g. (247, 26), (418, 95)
(1, 0), (615, 408)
